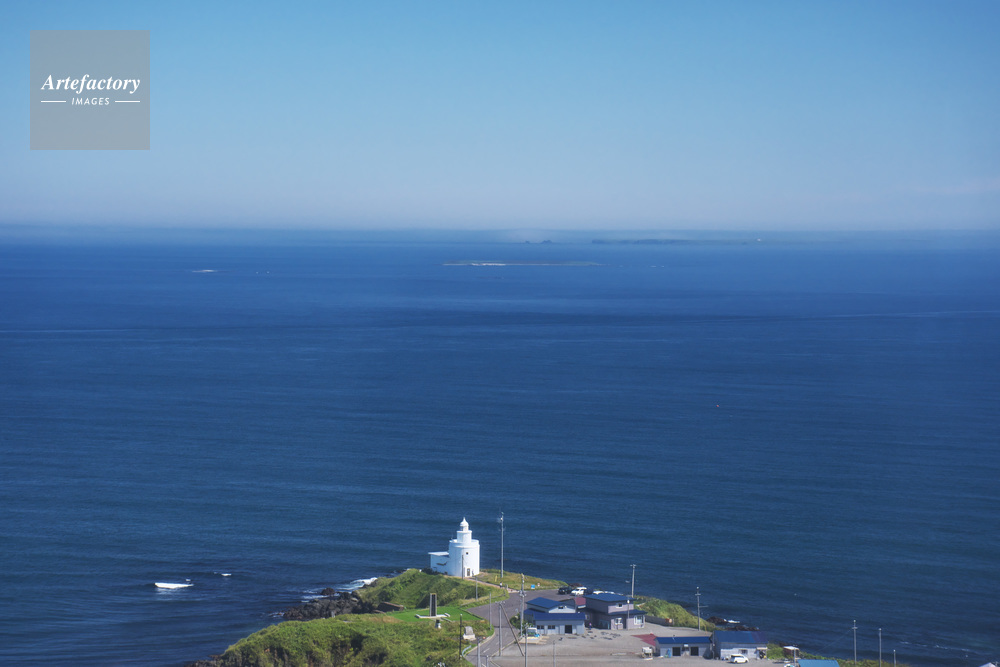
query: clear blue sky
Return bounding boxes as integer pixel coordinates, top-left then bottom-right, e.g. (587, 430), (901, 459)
(2, 1), (998, 230)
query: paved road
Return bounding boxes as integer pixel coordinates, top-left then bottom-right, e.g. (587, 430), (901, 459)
(464, 587), (551, 665)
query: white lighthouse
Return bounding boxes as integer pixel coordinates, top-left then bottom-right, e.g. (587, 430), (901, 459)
(428, 518), (480, 578)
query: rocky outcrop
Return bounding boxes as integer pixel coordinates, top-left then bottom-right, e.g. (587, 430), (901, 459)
(281, 590), (375, 621)
(184, 658), (222, 667)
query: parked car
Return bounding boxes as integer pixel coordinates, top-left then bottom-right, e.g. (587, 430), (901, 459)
(570, 587), (586, 596)
(729, 656), (749, 664)
(557, 586), (573, 595)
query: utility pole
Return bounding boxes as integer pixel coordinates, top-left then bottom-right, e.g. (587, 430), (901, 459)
(879, 627), (882, 667)
(521, 574), (527, 667)
(520, 574), (525, 637)
(696, 587), (702, 631)
(498, 601), (503, 656)
(630, 564), (636, 599)
(853, 620), (858, 665)
(499, 512), (505, 578)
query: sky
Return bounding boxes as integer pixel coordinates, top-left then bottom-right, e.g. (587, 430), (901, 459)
(1, 0), (999, 231)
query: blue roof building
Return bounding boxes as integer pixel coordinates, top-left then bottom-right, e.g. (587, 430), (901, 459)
(655, 635), (712, 658)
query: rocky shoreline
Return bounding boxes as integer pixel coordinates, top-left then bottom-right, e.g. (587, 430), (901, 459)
(281, 588), (376, 621)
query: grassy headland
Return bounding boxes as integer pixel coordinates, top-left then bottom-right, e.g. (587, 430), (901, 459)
(358, 568), (506, 608)
(218, 615), (471, 667)
(634, 595), (716, 631)
(201, 570), (503, 667)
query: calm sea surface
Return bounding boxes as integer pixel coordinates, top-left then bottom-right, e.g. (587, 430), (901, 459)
(1, 234), (997, 666)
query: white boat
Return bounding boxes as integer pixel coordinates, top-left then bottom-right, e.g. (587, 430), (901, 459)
(155, 582), (192, 589)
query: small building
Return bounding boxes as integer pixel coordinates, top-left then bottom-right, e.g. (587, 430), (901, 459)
(428, 518), (480, 578)
(583, 593), (647, 630)
(655, 636), (712, 658)
(525, 611), (587, 635)
(711, 630), (768, 661)
(525, 597), (578, 615)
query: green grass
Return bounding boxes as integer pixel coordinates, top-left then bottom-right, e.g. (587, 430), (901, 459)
(218, 615), (469, 667)
(383, 605), (483, 624)
(215, 572), (501, 667)
(634, 595), (715, 631)
(358, 569), (507, 609)
(478, 568), (566, 590)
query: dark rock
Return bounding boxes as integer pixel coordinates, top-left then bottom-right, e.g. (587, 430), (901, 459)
(282, 590), (375, 621)
(708, 616), (727, 624)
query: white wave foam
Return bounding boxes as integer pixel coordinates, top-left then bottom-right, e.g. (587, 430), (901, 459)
(336, 577), (377, 592)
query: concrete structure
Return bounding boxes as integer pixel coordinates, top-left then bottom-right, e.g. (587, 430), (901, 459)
(655, 635), (712, 658)
(798, 661), (840, 667)
(428, 518), (480, 578)
(711, 630), (768, 661)
(582, 593), (647, 630)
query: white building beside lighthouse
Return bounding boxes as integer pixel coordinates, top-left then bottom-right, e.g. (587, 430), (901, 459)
(428, 518), (480, 578)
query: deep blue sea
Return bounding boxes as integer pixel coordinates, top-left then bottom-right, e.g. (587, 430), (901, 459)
(1, 232), (997, 666)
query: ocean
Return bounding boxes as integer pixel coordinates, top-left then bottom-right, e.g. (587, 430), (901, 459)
(0, 231), (997, 666)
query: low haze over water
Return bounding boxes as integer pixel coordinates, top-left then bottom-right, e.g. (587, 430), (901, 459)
(1, 232), (997, 666)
